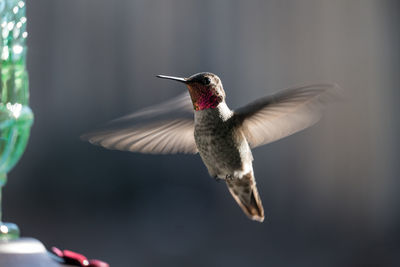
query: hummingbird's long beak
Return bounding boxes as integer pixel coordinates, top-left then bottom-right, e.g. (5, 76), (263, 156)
(156, 75), (187, 83)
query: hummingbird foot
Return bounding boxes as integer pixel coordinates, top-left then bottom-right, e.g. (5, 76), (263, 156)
(225, 174), (234, 180)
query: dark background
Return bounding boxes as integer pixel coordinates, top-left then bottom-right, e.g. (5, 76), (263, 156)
(4, 0), (400, 266)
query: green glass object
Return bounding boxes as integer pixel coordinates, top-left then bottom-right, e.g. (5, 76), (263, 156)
(0, 0), (33, 240)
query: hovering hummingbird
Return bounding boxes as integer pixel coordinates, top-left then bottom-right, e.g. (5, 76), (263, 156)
(82, 72), (340, 222)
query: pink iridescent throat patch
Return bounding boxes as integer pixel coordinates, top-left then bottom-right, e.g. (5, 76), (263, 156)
(187, 84), (222, 111)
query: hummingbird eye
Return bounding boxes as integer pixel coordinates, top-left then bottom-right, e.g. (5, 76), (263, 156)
(203, 77), (211, 85)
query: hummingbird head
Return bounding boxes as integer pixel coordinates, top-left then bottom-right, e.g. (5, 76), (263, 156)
(157, 72), (225, 111)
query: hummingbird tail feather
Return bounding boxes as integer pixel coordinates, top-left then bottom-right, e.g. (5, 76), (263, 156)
(226, 172), (264, 222)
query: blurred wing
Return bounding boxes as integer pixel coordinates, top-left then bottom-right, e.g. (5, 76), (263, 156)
(234, 83), (341, 149)
(81, 92), (198, 154)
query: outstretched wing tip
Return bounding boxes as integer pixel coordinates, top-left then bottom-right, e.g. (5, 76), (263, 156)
(236, 82), (342, 149)
(81, 92), (197, 155)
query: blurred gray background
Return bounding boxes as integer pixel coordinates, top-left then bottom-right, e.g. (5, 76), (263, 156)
(4, 0), (400, 266)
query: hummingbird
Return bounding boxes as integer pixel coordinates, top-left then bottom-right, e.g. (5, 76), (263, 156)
(82, 72), (339, 222)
